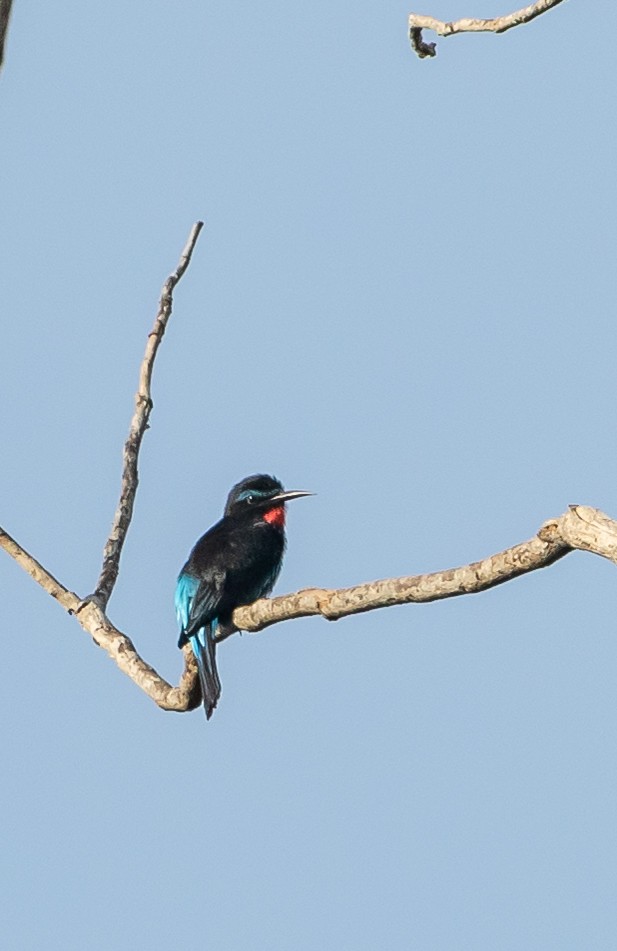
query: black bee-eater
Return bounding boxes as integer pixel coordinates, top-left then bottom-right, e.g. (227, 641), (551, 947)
(175, 474), (311, 718)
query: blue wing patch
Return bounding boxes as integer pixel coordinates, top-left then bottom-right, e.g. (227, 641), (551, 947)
(175, 572), (200, 632)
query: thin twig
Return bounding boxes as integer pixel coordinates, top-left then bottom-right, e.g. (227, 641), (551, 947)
(0, 526), (77, 613)
(409, 0), (566, 58)
(93, 221), (204, 610)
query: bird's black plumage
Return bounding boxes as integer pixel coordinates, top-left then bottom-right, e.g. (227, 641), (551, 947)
(175, 474), (311, 719)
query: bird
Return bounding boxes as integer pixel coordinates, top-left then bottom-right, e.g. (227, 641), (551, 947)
(175, 474), (312, 719)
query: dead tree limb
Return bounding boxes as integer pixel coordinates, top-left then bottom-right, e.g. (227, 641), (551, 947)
(2, 505), (617, 712)
(2, 223), (616, 714)
(409, 0), (566, 59)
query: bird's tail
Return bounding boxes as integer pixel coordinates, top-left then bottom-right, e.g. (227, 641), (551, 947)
(189, 622), (221, 719)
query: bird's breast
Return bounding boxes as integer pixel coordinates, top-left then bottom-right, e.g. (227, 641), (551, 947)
(262, 505), (286, 529)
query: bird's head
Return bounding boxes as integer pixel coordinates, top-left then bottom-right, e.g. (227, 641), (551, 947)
(224, 474), (312, 527)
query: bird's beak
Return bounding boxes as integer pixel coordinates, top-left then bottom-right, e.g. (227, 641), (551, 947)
(269, 490), (314, 504)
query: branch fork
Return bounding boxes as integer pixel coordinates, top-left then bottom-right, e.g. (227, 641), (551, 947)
(2, 223), (615, 715)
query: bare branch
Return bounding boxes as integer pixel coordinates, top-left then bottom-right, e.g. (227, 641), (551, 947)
(3, 506), (617, 713)
(74, 599), (202, 712)
(0, 0), (13, 72)
(233, 505), (602, 632)
(93, 221), (204, 610)
(3, 226), (616, 716)
(0, 524), (201, 710)
(0, 526), (77, 613)
(409, 0), (566, 58)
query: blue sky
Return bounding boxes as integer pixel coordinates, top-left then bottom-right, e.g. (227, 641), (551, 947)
(2, 1), (617, 949)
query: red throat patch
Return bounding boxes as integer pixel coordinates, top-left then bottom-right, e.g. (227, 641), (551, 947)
(263, 505), (285, 529)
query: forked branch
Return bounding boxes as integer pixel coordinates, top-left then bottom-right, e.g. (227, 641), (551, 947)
(409, 0), (566, 58)
(2, 506), (617, 712)
(2, 222), (616, 715)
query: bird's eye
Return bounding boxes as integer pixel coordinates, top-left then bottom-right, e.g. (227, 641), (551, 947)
(245, 494), (254, 504)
